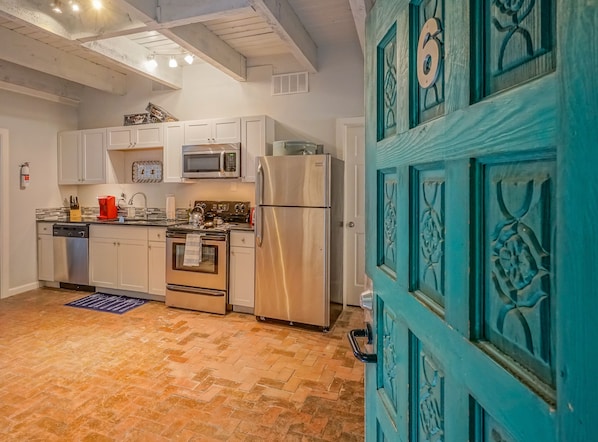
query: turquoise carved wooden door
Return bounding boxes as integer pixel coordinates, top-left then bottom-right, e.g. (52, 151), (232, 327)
(360, 0), (597, 440)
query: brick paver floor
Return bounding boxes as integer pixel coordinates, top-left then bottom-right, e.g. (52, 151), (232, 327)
(0, 288), (365, 441)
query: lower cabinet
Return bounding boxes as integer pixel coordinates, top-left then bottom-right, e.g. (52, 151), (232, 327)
(37, 222), (54, 282)
(148, 227), (166, 297)
(89, 226), (148, 293)
(229, 230), (255, 311)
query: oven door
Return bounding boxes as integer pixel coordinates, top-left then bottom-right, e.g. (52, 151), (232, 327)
(166, 233), (227, 290)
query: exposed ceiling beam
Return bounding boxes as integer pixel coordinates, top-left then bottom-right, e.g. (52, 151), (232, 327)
(75, 0), (254, 42)
(348, 0), (374, 54)
(0, 81), (80, 106)
(0, 26), (126, 95)
(82, 36), (183, 90)
(162, 24), (247, 81)
(111, 0), (159, 24)
(0, 60), (82, 106)
(0, 0), (326, 93)
(0, 0), (71, 39)
(156, 0), (253, 25)
(249, 0), (318, 73)
(115, 0), (247, 81)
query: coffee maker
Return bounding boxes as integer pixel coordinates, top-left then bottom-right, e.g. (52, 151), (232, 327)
(98, 195), (117, 219)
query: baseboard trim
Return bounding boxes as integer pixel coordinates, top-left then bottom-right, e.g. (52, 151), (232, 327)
(4, 281), (41, 298)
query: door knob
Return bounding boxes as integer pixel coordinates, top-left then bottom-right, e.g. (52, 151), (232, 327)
(347, 221), (355, 228)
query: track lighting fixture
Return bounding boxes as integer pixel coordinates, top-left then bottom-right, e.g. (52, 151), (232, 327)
(51, 1), (63, 13)
(184, 54), (194, 65)
(169, 57), (178, 68)
(50, 1), (102, 14)
(146, 55), (158, 70)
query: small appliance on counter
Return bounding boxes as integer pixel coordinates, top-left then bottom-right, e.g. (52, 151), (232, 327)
(97, 195), (118, 220)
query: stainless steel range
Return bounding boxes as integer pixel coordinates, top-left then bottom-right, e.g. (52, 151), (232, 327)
(165, 200), (250, 314)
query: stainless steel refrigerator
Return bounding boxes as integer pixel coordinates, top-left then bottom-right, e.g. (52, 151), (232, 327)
(254, 154), (344, 329)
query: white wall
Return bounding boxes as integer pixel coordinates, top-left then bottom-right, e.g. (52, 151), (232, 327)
(79, 43), (364, 155)
(0, 89), (77, 296)
(0, 41), (364, 296)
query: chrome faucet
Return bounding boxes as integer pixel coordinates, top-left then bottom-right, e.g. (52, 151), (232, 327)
(128, 192), (148, 219)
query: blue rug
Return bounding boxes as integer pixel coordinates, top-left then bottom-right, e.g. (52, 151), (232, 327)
(66, 293), (148, 314)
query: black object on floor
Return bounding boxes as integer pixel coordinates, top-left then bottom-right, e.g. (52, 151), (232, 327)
(65, 293), (148, 314)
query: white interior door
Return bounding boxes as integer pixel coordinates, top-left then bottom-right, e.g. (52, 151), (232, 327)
(339, 117), (366, 306)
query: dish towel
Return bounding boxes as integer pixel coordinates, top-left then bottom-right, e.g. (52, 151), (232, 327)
(183, 233), (203, 267)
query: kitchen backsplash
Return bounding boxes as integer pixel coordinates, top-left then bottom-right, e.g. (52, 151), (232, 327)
(36, 207), (188, 221)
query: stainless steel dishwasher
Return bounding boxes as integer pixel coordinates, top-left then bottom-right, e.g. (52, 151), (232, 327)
(53, 223), (90, 287)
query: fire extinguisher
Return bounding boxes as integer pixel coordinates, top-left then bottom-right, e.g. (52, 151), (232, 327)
(20, 162), (30, 189)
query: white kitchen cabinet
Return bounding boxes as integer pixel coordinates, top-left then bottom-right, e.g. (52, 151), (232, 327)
(106, 123), (163, 150)
(89, 226), (148, 293)
(184, 117), (240, 144)
(58, 129), (106, 185)
(37, 222), (54, 282)
(163, 122), (184, 183)
(229, 230), (255, 311)
(241, 115), (275, 183)
(89, 237), (119, 289)
(148, 227), (166, 297)
(118, 239), (149, 292)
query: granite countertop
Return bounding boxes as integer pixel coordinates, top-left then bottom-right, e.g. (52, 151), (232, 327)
(37, 217), (184, 227)
(37, 218), (254, 230)
(226, 223), (254, 231)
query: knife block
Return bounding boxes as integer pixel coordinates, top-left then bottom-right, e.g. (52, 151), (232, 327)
(69, 209), (81, 222)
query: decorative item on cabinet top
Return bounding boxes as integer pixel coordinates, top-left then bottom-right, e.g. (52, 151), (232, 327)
(124, 113), (154, 126)
(146, 102), (178, 122)
(132, 161), (163, 183)
(123, 102), (178, 126)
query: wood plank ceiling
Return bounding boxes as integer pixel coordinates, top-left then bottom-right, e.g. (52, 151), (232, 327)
(0, 0), (370, 104)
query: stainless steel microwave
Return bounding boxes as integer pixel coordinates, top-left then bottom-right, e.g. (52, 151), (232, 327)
(182, 143), (241, 179)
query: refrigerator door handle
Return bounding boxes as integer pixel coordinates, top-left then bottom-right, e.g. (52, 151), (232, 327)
(255, 160), (264, 246)
(256, 206), (263, 246)
(255, 160), (264, 247)
(256, 161), (264, 205)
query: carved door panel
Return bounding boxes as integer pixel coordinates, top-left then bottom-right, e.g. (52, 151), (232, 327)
(363, 0), (596, 441)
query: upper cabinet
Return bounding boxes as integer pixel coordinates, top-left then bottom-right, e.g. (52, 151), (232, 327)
(184, 117), (240, 144)
(106, 123), (163, 150)
(241, 116), (275, 183)
(58, 115), (274, 185)
(58, 128), (106, 185)
(163, 122), (184, 183)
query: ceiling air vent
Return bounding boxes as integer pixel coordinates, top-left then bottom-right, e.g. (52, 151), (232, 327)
(272, 72), (309, 96)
